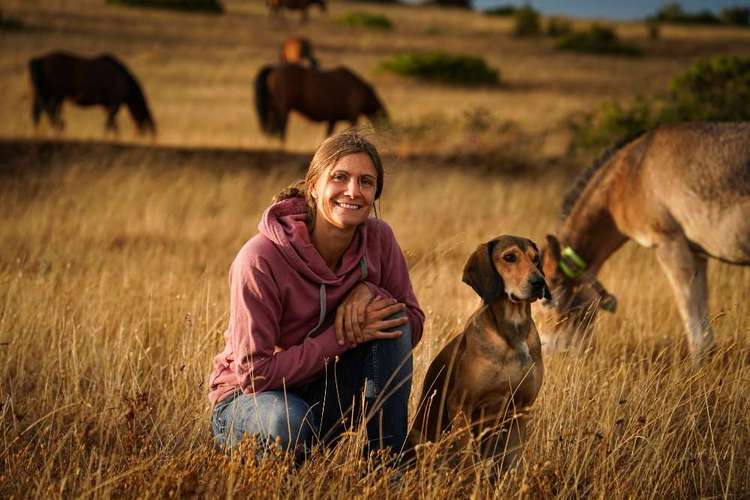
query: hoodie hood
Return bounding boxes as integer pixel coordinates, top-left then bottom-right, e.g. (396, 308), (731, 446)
(258, 197), (368, 285)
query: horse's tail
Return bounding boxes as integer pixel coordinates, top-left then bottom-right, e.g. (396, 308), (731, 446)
(28, 57), (46, 125)
(104, 55), (156, 136)
(254, 65), (282, 137)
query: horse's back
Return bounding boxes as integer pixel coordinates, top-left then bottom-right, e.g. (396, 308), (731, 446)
(615, 122), (750, 262)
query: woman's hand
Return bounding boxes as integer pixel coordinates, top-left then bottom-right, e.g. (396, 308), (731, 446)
(336, 287), (407, 346)
(335, 283), (373, 346)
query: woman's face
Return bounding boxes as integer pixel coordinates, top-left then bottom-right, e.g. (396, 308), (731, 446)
(312, 152), (378, 231)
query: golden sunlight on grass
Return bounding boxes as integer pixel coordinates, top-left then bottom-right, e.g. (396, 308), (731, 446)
(1, 143), (749, 497)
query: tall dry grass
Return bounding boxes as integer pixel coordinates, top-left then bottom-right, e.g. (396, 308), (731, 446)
(1, 144), (749, 498)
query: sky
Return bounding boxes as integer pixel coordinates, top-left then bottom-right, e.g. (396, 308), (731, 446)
(473, 0), (750, 20)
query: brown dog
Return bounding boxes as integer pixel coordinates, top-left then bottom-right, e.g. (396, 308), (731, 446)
(410, 235), (547, 467)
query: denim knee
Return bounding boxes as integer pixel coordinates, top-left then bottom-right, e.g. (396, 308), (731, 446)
(212, 390), (318, 453)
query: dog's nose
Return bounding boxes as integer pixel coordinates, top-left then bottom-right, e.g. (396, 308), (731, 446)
(530, 275), (547, 297)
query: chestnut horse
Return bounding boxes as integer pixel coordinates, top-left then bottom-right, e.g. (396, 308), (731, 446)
(267, 0), (325, 23)
(28, 51), (156, 135)
(534, 122), (750, 360)
(279, 37), (318, 68)
(254, 63), (388, 141)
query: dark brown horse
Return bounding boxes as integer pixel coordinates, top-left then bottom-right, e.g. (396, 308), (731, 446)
(254, 63), (388, 141)
(267, 0), (325, 23)
(533, 122), (750, 362)
(28, 51), (156, 135)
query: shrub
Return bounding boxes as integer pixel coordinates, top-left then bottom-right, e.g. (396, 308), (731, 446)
(512, 5), (541, 37)
(570, 98), (655, 150)
(557, 25), (642, 56)
(107, 0), (223, 13)
(379, 52), (499, 86)
(0, 10), (24, 30)
(570, 55), (750, 151)
(721, 6), (750, 26)
(483, 4), (516, 17)
(648, 2), (720, 25)
(339, 11), (393, 30)
(667, 55), (750, 122)
(545, 17), (572, 37)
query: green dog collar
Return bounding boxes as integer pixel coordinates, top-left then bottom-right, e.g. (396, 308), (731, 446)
(559, 246), (587, 279)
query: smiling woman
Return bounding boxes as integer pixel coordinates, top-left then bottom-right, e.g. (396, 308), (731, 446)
(207, 129), (424, 463)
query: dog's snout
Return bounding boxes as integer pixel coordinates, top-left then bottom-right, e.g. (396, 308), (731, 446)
(530, 275), (546, 293)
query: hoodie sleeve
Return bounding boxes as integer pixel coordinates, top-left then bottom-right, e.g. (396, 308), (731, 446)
(229, 256), (349, 394)
(363, 222), (425, 347)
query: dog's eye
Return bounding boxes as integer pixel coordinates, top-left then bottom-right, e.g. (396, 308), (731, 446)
(503, 253), (516, 263)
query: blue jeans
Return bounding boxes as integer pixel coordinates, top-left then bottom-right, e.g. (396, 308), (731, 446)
(211, 319), (413, 459)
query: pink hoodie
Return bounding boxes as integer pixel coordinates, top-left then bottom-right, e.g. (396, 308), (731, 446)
(208, 197), (424, 405)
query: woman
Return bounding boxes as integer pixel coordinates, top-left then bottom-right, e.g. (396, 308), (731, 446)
(208, 130), (424, 460)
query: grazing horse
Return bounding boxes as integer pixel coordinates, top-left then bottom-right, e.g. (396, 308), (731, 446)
(267, 0), (326, 23)
(533, 122), (750, 360)
(279, 37), (318, 68)
(254, 63), (388, 141)
(28, 51), (156, 135)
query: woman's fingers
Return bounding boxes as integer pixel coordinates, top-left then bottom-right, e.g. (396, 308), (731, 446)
(354, 302), (365, 344)
(369, 302), (406, 322)
(335, 304), (346, 346)
(345, 302), (358, 346)
(373, 316), (408, 331)
(364, 329), (402, 342)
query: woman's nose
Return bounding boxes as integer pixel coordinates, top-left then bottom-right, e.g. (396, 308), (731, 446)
(345, 178), (360, 197)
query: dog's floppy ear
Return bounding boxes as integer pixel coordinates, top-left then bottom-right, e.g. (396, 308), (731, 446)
(543, 234), (562, 278)
(593, 280), (617, 313)
(530, 239), (552, 301)
(462, 240), (504, 302)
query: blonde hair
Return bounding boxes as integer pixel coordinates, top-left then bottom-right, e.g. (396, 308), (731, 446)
(273, 129), (385, 225)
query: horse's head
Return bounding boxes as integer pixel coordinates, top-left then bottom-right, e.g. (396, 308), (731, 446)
(531, 234), (617, 353)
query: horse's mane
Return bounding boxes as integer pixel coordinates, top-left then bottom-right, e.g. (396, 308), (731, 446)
(559, 132), (645, 223)
(99, 54), (155, 132)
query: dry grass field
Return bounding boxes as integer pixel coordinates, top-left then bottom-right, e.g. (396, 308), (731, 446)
(1, 0), (750, 498)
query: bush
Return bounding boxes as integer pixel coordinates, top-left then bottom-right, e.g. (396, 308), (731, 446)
(107, 0), (223, 13)
(667, 55), (750, 122)
(545, 17), (572, 37)
(557, 25), (642, 56)
(570, 55), (750, 150)
(513, 5), (541, 37)
(483, 4), (516, 17)
(339, 11), (393, 30)
(0, 10), (24, 30)
(570, 98), (655, 150)
(379, 52), (500, 86)
(721, 6), (750, 26)
(648, 2), (720, 25)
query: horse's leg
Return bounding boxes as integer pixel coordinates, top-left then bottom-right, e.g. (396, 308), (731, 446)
(326, 121), (336, 137)
(279, 111), (289, 143)
(654, 235), (714, 360)
(50, 98), (64, 131)
(106, 104), (120, 135)
(32, 95), (42, 127)
(300, 8), (308, 24)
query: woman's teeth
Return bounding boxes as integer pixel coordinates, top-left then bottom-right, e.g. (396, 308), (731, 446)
(336, 201), (360, 209)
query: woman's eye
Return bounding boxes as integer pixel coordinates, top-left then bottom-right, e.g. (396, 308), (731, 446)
(332, 173), (347, 182)
(503, 254), (516, 263)
(360, 177), (375, 187)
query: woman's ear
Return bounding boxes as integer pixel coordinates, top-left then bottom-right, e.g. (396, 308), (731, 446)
(462, 240), (504, 303)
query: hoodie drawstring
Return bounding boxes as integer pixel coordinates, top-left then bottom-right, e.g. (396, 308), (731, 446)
(305, 257), (369, 338)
